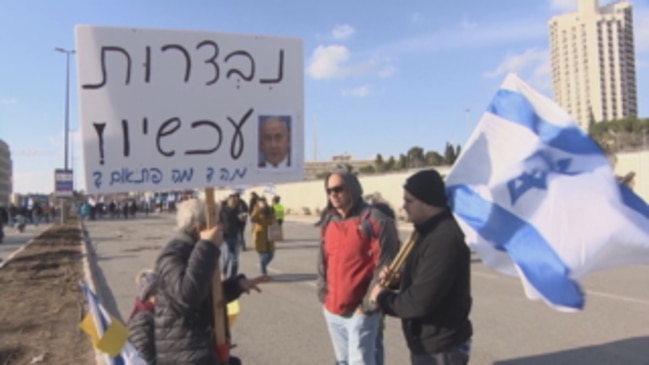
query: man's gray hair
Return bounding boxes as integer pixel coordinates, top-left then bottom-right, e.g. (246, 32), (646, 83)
(176, 198), (207, 231)
(260, 115), (290, 132)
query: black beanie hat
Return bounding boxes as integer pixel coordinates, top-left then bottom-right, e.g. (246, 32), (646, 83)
(404, 169), (447, 207)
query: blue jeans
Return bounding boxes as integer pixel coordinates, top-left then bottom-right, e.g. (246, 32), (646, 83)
(323, 308), (381, 365)
(221, 237), (240, 278)
(258, 251), (274, 275)
(375, 320), (384, 365)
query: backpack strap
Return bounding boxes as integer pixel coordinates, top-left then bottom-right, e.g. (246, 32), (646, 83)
(358, 205), (376, 241)
(321, 206), (376, 241)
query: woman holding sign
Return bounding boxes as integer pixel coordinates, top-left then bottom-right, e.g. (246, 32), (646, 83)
(154, 198), (267, 365)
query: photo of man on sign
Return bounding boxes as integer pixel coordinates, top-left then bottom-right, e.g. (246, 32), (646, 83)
(258, 115), (292, 169)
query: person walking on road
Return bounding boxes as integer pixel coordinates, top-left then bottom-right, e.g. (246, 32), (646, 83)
(251, 197), (276, 279)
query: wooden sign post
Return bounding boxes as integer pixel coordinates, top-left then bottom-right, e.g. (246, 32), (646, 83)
(204, 187), (229, 363)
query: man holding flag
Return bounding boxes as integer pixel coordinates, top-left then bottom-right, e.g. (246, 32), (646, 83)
(369, 169), (473, 365)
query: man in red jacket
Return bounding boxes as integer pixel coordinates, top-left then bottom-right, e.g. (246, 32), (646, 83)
(317, 169), (399, 365)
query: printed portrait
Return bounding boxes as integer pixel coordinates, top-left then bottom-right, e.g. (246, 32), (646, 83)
(258, 115), (293, 170)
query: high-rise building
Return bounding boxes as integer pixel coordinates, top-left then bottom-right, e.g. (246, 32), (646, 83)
(0, 139), (12, 206)
(549, 0), (637, 130)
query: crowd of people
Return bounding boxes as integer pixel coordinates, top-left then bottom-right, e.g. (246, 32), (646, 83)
(95, 168), (473, 365)
(0, 201), (58, 242)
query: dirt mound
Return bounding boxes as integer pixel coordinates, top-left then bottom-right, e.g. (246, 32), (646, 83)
(0, 222), (94, 365)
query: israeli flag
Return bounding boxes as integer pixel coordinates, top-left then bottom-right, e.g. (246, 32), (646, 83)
(79, 281), (148, 365)
(446, 73), (649, 311)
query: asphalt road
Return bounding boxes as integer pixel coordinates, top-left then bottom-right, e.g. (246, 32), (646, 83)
(83, 214), (649, 365)
(0, 222), (52, 263)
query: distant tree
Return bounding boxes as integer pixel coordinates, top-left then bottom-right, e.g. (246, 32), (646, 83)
(359, 165), (376, 174)
(443, 142), (456, 165)
(424, 150), (443, 166)
(588, 117), (649, 152)
(407, 146), (425, 168)
(386, 156), (396, 171)
(455, 144), (462, 160)
(398, 154), (408, 169)
(374, 154), (385, 172)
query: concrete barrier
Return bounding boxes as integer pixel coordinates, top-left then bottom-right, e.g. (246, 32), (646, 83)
(211, 168), (451, 218)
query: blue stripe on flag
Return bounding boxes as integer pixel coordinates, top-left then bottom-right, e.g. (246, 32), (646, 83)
(488, 90), (602, 155)
(619, 183), (649, 221)
(447, 184), (584, 309)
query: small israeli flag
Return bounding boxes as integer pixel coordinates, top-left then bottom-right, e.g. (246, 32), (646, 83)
(79, 281), (148, 364)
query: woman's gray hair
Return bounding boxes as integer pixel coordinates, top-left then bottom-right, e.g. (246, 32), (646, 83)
(176, 198), (208, 231)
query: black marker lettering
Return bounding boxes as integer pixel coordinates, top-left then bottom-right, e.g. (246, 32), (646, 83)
(93, 122), (106, 165)
(185, 120), (222, 155)
(260, 49), (284, 84)
(227, 108), (253, 159)
(230, 167), (247, 182)
(93, 171), (102, 189)
(206, 167), (215, 183)
(121, 119), (130, 157)
(197, 40), (220, 86)
(142, 117), (148, 135)
(144, 46), (151, 83)
(156, 117), (181, 157)
(82, 46), (132, 89)
(161, 44), (191, 82)
(219, 168), (229, 181)
(225, 50), (255, 82)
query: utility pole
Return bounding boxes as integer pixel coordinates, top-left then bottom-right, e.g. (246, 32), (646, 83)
(55, 47), (75, 224)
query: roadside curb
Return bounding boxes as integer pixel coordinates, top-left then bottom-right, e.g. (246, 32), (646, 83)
(0, 224), (54, 270)
(79, 220), (106, 365)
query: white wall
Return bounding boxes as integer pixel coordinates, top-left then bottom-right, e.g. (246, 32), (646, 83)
(212, 167), (450, 219)
(209, 150), (649, 217)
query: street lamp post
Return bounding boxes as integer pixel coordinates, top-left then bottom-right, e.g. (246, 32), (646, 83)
(55, 48), (75, 224)
(55, 48), (74, 171)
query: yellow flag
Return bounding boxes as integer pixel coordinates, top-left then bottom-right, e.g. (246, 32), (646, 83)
(79, 314), (129, 357)
(227, 300), (240, 328)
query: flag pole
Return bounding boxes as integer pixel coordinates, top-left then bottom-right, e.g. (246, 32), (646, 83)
(204, 187), (229, 363)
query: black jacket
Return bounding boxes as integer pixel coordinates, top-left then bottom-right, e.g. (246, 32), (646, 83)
(154, 231), (245, 365)
(220, 206), (242, 239)
(377, 210), (472, 355)
(128, 310), (156, 365)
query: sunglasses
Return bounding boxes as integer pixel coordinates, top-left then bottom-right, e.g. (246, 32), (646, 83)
(326, 185), (345, 195)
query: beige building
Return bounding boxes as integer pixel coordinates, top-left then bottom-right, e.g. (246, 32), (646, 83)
(304, 154), (374, 180)
(549, 0), (637, 130)
(0, 139), (12, 206)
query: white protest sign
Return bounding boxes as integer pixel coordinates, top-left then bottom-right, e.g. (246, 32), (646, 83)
(75, 25), (304, 194)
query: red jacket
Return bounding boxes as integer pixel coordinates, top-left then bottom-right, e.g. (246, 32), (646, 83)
(318, 206), (399, 314)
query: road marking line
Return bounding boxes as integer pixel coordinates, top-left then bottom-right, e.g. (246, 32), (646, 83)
(472, 269), (649, 305)
(585, 289), (649, 305)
